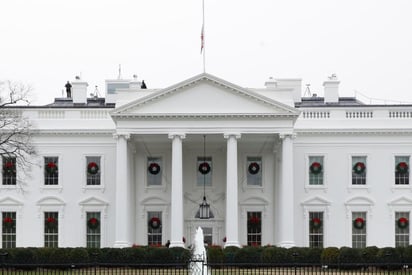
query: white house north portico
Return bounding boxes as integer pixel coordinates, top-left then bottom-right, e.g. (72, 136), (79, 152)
(2, 72), (412, 249)
(109, 73), (299, 248)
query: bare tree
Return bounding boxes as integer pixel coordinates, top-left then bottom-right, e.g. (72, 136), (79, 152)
(0, 80), (35, 172)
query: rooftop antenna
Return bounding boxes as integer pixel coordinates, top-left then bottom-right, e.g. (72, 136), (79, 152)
(117, 64), (122, 79)
(304, 84), (312, 97)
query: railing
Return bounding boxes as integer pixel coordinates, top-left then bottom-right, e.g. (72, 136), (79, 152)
(0, 262), (411, 274)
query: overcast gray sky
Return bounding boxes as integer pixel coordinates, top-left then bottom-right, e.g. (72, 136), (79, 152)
(1, 0), (411, 104)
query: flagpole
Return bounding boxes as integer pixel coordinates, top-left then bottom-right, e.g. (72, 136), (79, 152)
(202, 0), (206, 73)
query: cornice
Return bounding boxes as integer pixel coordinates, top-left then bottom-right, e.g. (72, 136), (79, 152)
(32, 129), (115, 136)
(111, 113), (298, 119)
(296, 129), (412, 136)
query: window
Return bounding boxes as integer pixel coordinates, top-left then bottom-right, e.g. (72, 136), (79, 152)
(2, 212), (16, 248)
(2, 157), (16, 185)
(86, 212), (101, 248)
(197, 157), (212, 186)
(395, 212), (409, 247)
(44, 212), (58, 248)
(44, 157), (58, 185)
(395, 156), (409, 185)
(247, 211), (261, 246)
(247, 156), (262, 186)
(352, 156), (366, 185)
(309, 212), (323, 248)
(309, 156), (323, 185)
(86, 157), (101, 186)
(148, 211), (162, 246)
(352, 212), (366, 248)
(147, 157), (162, 186)
(202, 227), (213, 246)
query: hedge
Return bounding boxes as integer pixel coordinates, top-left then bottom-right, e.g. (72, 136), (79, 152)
(0, 246), (410, 266)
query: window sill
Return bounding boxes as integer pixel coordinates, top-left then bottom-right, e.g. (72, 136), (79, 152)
(348, 185), (370, 193)
(145, 185), (167, 193)
(82, 185), (105, 193)
(40, 186), (63, 193)
(304, 185), (327, 193)
(391, 185), (411, 192)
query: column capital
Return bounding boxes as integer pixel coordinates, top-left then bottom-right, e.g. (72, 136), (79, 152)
(168, 133), (186, 140)
(279, 133), (296, 140)
(113, 133), (130, 140)
(223, 133), (241, 139)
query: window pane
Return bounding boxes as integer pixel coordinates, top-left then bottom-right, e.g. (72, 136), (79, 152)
(352, 156), (366, 185)
(395, 156), (409, 185)
(2, 157), (16, 185)
(87, 212), (101, 248)
(148, 211), (162, 246)
(395, 212), (409, 247)
(44, 157), (58, 185)
(2, 212), (16, 248)
(309, 212), (323, 248)
(197, 157), (212, 186)
(352, 212), (366, 248)
(309, 156), (323, 185)
(44, 212), (58, 248)
(247, 157), (262, 186)
(147, 157), (162, 186)
(247, 212), (261, 246)
(202, 227), (213, 246)
(86, 156), (101, 185)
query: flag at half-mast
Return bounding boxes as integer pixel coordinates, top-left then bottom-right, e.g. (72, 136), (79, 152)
(200, 24), (204, 53)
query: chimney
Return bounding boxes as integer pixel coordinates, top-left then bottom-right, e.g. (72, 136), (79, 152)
(71, 76), (88, 104)
(323, 74), (340, 103)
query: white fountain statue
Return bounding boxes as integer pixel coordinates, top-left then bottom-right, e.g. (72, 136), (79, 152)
(191, 227), (209, 275)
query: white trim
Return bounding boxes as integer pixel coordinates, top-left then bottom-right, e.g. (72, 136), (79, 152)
(301, 196), (331, 247)
(304, 154), (328, 192)
(347, 154), (369, 192)
(392, 154), (411, 190)
(82, 154), (105, 192)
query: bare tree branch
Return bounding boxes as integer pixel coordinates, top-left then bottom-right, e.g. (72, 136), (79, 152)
(0, 81), (36, 185)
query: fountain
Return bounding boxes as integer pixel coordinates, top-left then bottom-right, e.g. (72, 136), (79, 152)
(190, 227), (209, 275)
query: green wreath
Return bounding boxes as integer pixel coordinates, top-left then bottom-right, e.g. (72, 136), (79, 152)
(87, 162), (99, 175)
(87, 217), (100, 230)
(396, 162), (409, 174)
(310, 162), (322, 175)
(198, 162), (211, 175)
(248, 162), (260, 175)
(45, 217), (58, 230)
(398, 217), (409, 229)
(3, 217), (14, 229)
(310, 217), (322, 230)
(353, 217), (365, 230)
(149, 217), (161, 229)
(353, 162), (366, 174)
(3, 161), (16, 176)
(148, 163), (161, 175)
(45, 162), (58, 174)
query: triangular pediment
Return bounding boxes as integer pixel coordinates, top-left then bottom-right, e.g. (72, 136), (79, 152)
(111, 73), (299, 118)
(301, 196), (331, 206)
(388, 196), (412, 206)
(79, 196), (109, 206)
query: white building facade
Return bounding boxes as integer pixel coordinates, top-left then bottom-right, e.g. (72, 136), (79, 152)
(1, 73), (412, 249)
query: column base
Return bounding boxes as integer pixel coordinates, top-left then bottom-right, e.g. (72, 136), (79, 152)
(113, 241), (131, 248)
(224, 241), (241, 248)
(278, 241), (295, 248)
(169, 241), (185, 248)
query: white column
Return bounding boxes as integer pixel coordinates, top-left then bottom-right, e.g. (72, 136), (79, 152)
(224, 133), (241, 248)
(168, 133), (185, 248)
(278, 134), (295, 248)
(114, 133), (130, 248)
